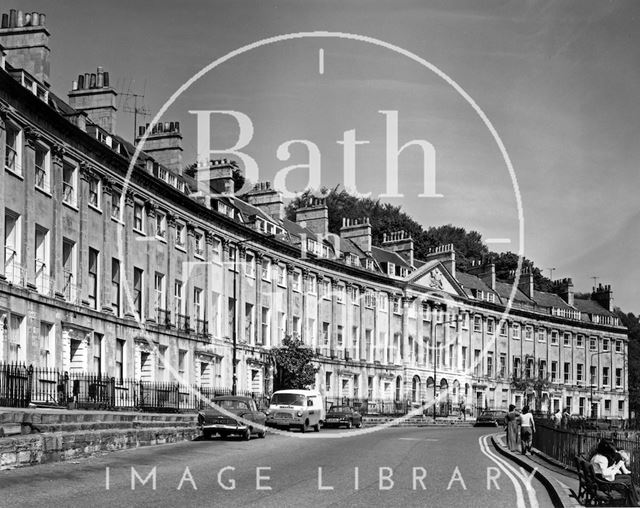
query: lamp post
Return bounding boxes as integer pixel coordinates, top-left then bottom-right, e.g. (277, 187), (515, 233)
(589, 350), (611, 419)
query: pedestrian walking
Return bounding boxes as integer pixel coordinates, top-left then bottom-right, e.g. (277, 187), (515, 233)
(553, 408), (562, 428)
(504, 404), (519, 452)
(519, 405), (535, 455)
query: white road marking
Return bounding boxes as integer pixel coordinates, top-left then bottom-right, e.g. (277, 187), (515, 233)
(479, 434), (527, 508)
(480, 434), (540, 508)
(398, 437), (439, 441)
(318, 48), (325, 74)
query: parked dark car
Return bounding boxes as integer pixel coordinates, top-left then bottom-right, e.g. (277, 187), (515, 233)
(198, 396), (266, 440)
(474, 410), (508, 427)
(323, 405), (363, 429)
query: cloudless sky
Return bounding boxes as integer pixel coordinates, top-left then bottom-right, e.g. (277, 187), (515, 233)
(20, 0), (640, 311)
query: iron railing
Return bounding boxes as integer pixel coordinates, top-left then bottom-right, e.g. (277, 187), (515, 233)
(533, 420), (640, 485)
(195, 318), (208, 336)
(176, 313), (190, 331)
(0, 362), (262, 413)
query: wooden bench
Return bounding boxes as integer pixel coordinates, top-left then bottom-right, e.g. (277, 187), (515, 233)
(575, 455), (631, 506)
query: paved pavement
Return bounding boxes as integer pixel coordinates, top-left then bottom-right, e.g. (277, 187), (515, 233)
(0, 426), (553, 508)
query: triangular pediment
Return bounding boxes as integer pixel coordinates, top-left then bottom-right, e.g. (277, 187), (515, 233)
(405, 260), (466, 297)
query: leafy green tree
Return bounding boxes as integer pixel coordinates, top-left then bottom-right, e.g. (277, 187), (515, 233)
(272, 336), (318, 391)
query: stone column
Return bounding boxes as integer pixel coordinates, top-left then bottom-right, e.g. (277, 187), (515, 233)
(186, 224), (196, 331)
(52, 144), (66, 297)
(286, 262), (294, 335)
(300, 268), (308, 345)
(101, 177), (114, 313)
(358, 286), (366, 362)
(23, 128), (39, 289)
(330, 280), (340, 356)
(123, 190), (135, 317)
(237, 245), (247, 343)
(144, 200), (157, 322)
(401, 296), (410, 366)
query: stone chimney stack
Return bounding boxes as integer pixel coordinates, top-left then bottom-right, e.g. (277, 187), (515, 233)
(552, 278), (574, 306)
(426, 244), (456, 278)
(468, 261), (496, 291)
(244, 182), (284, 220)
(0, 9), (50, 86)
(340, 218), (372, 253)
(135, 122), (183, 173)
(518, 267), (534, 299)
(68, 66), (117, 133)
(591, 283), (613, 312)
(381, 230), (413, 266)
(206, 158), (235, 195)
(295, 197), (328, 237)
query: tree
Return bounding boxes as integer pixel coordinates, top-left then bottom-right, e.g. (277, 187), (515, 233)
(615, 309), (640, 419)
(286, 187), (554, 289)
(271, 336), (318, 391)
(510, 370), (551, 413)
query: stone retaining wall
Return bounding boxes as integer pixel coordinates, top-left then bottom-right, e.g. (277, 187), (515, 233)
(0, 426), (201, 469)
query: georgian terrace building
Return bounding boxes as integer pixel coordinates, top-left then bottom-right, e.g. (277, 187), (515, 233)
(0, 9), (628, 417)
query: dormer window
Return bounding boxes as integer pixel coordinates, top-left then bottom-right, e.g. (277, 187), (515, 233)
(388, 262), (395, 276)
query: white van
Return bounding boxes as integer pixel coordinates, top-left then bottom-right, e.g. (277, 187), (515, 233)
(265, 389), (325, 432)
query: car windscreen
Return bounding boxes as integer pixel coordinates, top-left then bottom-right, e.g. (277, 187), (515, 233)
(215, 399), (250, 410)
(329, 406), (349, 413)
(271, 393), (306, 406)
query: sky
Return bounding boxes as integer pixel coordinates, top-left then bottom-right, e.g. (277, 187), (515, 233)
(18, 0), (640, 312)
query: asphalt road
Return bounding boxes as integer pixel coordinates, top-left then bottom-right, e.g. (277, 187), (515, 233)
(0, 426), (553, 508)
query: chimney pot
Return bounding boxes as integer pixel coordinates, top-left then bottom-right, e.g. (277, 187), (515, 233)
(31, 12), (39, 26)
(9, 9), (16, 28)
(16, 10), (23, 28)
(39, 13), (45, 26)
(24, 12), (31, 26)
(1, 13), (7, 28)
